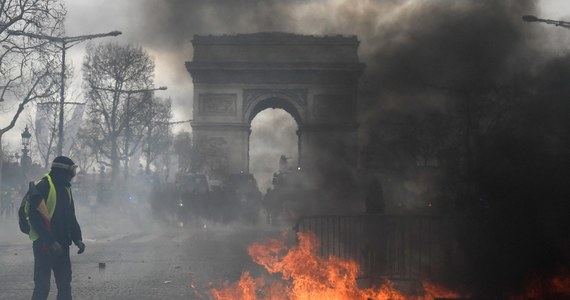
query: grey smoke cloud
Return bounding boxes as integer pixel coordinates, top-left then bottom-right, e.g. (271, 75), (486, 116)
(63, 0), (567, 188)
(132, 0), (545, 120)
(67, 0), (550, 116)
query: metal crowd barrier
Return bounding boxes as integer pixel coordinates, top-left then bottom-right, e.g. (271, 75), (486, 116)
(293, 214), (570, 281)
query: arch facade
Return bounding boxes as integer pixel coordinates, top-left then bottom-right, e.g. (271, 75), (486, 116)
(186, 33), (365, 177)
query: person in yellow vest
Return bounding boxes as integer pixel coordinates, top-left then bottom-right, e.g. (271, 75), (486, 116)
(28, 156), (85, 300)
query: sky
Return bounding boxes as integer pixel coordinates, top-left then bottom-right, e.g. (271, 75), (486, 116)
(4, 0), (570, 186)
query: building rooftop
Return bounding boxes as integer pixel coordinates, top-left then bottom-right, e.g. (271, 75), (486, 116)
(192, 32), (359, 46)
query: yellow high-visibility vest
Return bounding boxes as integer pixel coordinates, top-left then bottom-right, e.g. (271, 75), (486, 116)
(25, 174), (69, 241)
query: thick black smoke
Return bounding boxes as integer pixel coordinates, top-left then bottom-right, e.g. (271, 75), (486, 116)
(106, 0), (568, 295)
(70, 0), (552, 122)
(131, 0), (545, 149)
(136, 0), (560, 237)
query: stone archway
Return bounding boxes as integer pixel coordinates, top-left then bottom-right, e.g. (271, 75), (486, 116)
(186, 32), (365, 178)
(244, 90), (304, 125)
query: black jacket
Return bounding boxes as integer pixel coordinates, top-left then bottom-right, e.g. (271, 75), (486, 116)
(29, 170), (82, 246)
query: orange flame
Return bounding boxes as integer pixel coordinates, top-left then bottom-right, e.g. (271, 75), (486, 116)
(511, 268), (570, 300)
(211, 232), (462, 300)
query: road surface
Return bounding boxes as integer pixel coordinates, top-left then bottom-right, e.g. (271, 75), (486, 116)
(0, 208), (283, 300)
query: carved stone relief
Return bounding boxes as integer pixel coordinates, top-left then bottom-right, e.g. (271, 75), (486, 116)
(199, 93), (237, 115)
(243, 89), (307, 114)
(313, 94), (349, 119)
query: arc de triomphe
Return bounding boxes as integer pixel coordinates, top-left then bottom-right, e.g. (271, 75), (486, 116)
(186, 33), (365, 177)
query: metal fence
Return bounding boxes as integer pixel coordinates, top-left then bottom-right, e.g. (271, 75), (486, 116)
(294, 214), (570, 282)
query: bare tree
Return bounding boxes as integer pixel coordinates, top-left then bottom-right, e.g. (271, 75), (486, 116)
(73, 123), (107, 168)
(67, 125), (97, 174)
(142, 97), (172, 174)
(173, 131), (192, 174)
(82, 42), (155, 180)
(0, 0), (64, 190)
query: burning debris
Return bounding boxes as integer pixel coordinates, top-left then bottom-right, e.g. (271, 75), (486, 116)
(211, 232), (462, 300)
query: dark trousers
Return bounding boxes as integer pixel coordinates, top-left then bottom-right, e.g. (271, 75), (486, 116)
(31, 240), (72, 300)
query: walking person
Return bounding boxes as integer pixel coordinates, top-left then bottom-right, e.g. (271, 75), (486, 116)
(26, 156), (85, 300)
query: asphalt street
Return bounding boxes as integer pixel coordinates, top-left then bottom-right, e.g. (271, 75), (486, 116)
(0, 209), (283, 300)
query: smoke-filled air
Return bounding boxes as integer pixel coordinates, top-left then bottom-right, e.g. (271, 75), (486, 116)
(1, 0), (570, 299)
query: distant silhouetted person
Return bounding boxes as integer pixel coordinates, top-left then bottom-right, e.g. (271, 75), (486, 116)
(365, 178), (385, 214)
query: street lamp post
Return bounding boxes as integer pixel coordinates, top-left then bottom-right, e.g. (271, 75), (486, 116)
(21, 126), (32, 179)
(90, 85), (167, 179)
(7, 29), (122, 156)
(522, 15), (570, 30)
